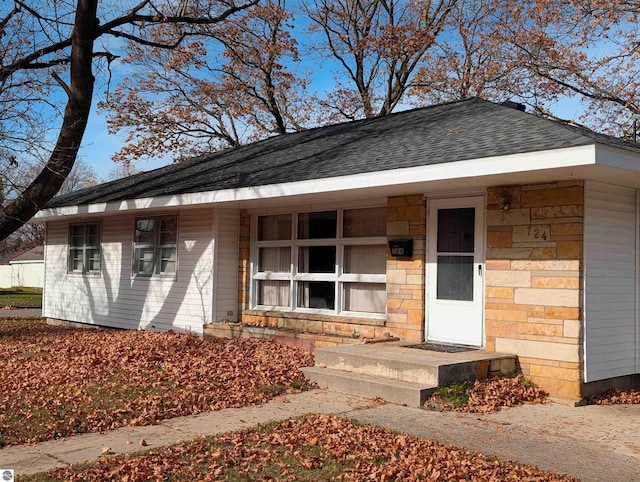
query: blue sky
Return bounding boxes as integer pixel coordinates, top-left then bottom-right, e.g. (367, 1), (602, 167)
(78, 106), (169, 180)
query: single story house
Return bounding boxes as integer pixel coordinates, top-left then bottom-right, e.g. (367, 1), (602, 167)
(35, 98), (640, 399)
(0, 245), (44, 289)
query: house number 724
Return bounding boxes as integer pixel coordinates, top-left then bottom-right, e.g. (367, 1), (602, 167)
(527, 225), (548, 240)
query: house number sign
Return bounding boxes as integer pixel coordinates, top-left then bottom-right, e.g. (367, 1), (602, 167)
(513, 225), (550, 242)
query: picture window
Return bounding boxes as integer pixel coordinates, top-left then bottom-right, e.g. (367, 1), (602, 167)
(253, 207), (386, 315)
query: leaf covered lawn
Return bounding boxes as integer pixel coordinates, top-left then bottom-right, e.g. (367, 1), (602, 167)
(0, 318), (313, 446)
(35, 414), (578, 482)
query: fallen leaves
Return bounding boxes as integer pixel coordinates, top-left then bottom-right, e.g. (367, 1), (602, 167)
(426, 376), (549, 413)
(0, 318), (313, 446)
(43, 414), (578, 481)
(586, 388), (640, 405)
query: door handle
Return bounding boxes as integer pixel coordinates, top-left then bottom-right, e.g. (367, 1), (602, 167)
(478, 264), (483, 276)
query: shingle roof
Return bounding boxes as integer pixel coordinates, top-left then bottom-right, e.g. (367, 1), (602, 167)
(1, 246), (44, 264)
(45, 97), (640, 209)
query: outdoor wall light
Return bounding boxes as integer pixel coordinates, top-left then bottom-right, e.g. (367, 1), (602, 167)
(496, 190), (511, 211)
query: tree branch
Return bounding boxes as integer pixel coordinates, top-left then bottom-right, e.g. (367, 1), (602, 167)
(0, 0), (98, 240)
(51, 71), (71, 97)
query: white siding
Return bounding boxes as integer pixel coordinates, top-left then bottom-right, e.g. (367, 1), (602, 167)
(584, 181), (639, 381)
(214, 208), (240, 322)
(43, 209), (214, 335)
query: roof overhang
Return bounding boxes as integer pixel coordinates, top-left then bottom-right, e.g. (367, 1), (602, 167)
(33, 143), (640, 221)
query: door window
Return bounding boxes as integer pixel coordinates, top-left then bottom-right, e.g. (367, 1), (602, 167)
(436, 208), (475, 301)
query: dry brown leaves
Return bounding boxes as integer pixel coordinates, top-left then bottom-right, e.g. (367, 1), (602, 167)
(587, 388), (640, 405)
(428, 376), (549, 413)
(0, 318), (313, 446)
(463, 377), (549, 413)
(46, 414), (577, 482)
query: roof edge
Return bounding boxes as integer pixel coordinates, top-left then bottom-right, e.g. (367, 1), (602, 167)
(35, 144), (596, 221)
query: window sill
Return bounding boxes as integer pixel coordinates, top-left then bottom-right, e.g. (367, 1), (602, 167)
(131, 274), (177, 281)
(243, 309), (386, 327)
(67, 272), (101, 277)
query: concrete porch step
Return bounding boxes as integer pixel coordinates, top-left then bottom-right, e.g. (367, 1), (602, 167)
(303, 342), (517, 407)
(301, 366), (436, 407)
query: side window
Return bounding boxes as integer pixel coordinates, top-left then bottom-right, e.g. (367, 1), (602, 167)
(134, 216), (177, 277)
(68, 222), (101, 274)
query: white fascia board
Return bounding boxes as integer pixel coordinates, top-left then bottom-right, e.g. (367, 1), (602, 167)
(594, 144), (640, 171)
(35, 145), (596, 220)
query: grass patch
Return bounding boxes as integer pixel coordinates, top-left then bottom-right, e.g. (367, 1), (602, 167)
(291, 378), (308, 390)
(433, 381), (474, 408)
(257, 383), (287, 396)
(0, 287), (42, 308)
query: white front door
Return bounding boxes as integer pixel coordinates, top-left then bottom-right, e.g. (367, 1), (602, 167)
(426, 196), (485, 346)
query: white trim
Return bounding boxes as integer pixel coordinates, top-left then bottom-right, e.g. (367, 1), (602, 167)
(35, 145), (597, 220)
(212, 208), (219, 325)
(8, 259), (44, 265)
(424, 197), (430, 342)
(637, 190), (640, 374)
(581, 181), (590, 382)
(42, 222), (48, 318)
(595, 144), (640, 171)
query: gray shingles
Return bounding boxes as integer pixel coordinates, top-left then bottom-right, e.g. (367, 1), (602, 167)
(45, 98), (640, 209)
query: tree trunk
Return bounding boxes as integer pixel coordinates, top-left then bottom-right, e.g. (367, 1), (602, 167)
(0, 0), (97, 241)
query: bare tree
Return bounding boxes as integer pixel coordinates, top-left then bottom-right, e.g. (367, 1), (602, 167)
(409, 0), (514, 104)
(101, 0), (313, 166)
(304, 0), (458, 120)
(496, 0), (640, 137)
(0, 0), (258, 241)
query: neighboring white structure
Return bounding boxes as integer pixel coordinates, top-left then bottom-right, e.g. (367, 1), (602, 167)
(0, 246), (45, 288)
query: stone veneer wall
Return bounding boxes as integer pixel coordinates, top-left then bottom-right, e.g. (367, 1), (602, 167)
(485, 181), (584, 399)
(235, 197), (426, 344)
(384, 195), (426, 342)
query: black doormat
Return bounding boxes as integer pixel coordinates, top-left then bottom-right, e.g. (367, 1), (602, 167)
(406, 342), (479, 353)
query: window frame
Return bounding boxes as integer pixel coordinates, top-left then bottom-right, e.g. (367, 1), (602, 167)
(251, 205), (387, 318)
(68, 221), (102, 275)
(133, 215), (178, 278)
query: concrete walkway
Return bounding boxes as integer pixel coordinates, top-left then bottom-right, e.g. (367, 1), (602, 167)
(0, 308), (42, 318)
(1, 389), (639, 481)
(346, 401), (640, 482)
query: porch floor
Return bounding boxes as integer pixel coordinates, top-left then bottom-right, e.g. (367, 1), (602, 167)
(302, 342), (517, 407)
